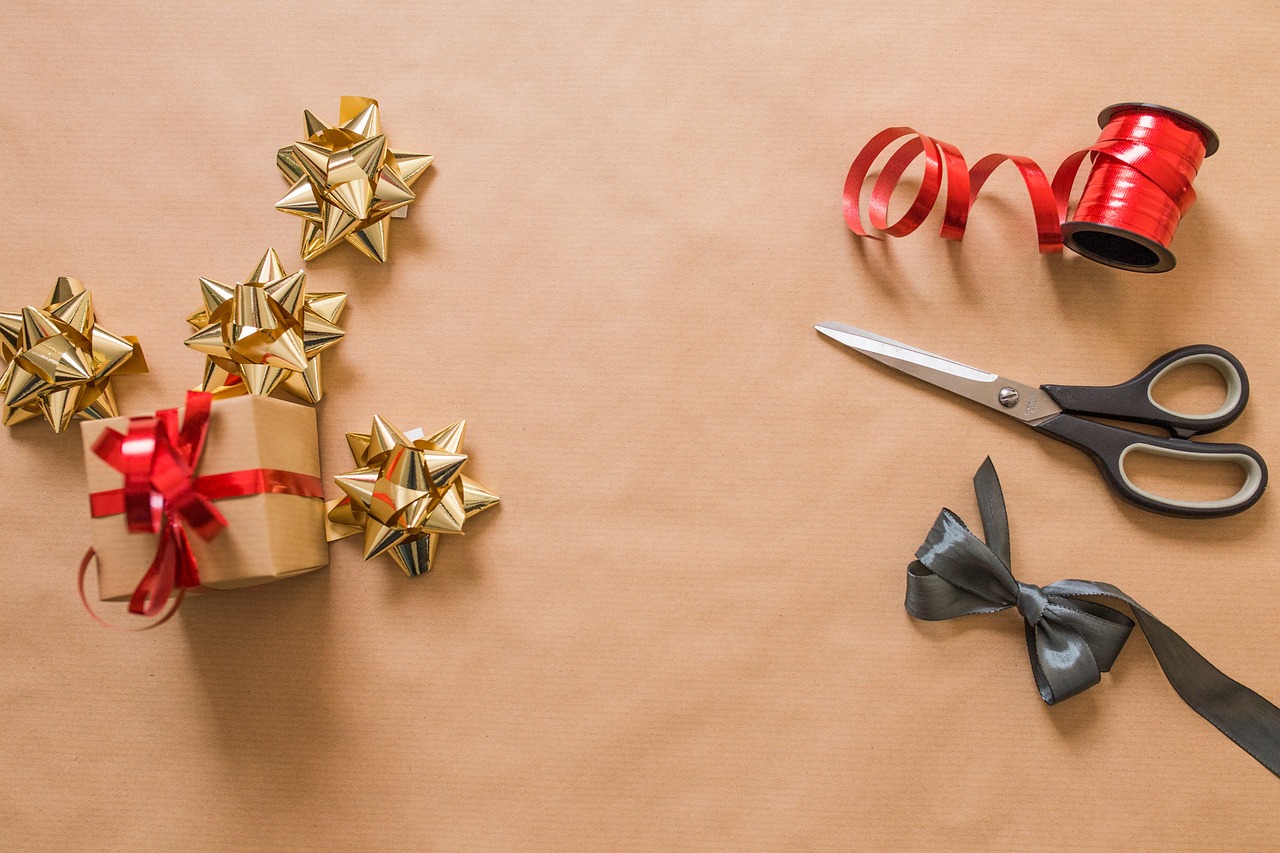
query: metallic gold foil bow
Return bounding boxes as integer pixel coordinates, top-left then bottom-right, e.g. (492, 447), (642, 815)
(185, 248), (346, 402)
(907, 458), (1280, 777)
(276, 96), (433, 263)
(1, 278), (147, 433)
(326, 415), (499, 576)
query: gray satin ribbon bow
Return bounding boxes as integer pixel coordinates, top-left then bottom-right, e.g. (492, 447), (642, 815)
(906, 458), (1280, 777)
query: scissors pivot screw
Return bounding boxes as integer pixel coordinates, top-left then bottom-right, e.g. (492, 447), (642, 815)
(997, 387), (1020, 408)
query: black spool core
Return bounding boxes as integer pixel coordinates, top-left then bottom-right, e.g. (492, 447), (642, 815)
(1069, 229), (1159, 268)
(1060, 222), (1175, 273)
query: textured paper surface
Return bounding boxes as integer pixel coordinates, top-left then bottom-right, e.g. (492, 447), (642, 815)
(2, 1), (1279, 849)
(80, 395), (327, 600)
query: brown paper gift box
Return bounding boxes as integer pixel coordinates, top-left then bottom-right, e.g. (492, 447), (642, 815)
(79, 394), (330, 602)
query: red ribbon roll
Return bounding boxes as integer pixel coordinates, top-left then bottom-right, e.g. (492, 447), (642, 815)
(83, 391), (324, 622)
(843, 103), (1217, 273)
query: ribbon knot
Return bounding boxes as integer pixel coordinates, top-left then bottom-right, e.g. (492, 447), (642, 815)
(904, 457), (1280, 777)
(1014, 581), (1048, 626)
(91, 391), (224, 616)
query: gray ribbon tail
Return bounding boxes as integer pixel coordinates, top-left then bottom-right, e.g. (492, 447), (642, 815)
(973, 457), (1011, 567)
(1049, 579), (1280, 776)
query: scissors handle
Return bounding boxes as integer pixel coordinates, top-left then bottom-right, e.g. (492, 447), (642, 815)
(1041, 344), (1248, 439)
(1034, 414), (1267, 518)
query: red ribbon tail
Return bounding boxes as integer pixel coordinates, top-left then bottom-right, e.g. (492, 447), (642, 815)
(172, 524), (201, 589)
(127, 517), (200, 616)
(78, 548), (186, 632)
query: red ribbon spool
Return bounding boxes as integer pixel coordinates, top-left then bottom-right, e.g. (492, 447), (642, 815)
(843, 102), (1218, 273)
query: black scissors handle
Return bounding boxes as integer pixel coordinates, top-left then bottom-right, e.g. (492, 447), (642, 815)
(1032, 345), (1265, 519)
(1040, 344), (1248, 439)
(1033, 416), (1267, 518)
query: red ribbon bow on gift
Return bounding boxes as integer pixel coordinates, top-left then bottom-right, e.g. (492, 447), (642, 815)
(90, 391), (224, 616)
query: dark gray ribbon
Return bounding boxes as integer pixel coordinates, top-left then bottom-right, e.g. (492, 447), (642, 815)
(906, 457), (1280, 777)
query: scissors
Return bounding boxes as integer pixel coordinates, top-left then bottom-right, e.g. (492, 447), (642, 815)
(815, 322), (1267, 519)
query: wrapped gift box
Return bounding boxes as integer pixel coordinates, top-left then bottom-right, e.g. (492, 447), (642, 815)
(80, 394), (329, 602)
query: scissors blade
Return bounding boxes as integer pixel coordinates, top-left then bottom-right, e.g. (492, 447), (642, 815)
(814, 322), (1062, 424)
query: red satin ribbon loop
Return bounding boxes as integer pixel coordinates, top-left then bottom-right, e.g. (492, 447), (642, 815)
(844, 106), (1212, 265)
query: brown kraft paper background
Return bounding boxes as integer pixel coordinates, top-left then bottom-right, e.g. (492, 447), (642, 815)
(2, 1), (1279, 849)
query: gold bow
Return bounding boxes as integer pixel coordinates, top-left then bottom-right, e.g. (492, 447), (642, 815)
(1, 278), (147, 433)
(185, 249), (346, 402)
(277, 96), (433, 263)
(326, 416), (499, 576)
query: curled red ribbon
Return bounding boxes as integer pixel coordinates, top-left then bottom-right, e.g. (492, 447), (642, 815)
(843, 103), (1216, 272)
(85, 391), (324, 620)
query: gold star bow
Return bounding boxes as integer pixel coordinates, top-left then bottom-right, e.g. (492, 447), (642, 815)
(1, 278), (147, 433)
(276, 96), (433, 264)
(184, 248), (346, 402)
(326, 415), (499, 577)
